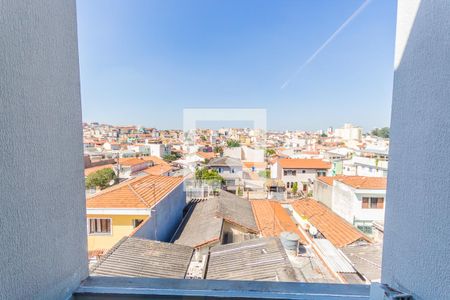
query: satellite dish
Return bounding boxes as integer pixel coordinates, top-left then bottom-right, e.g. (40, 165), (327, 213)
(309, 226), (318, 237)
(109, 179), (115, 186)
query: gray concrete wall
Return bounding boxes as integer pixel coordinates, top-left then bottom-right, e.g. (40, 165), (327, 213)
(0, 1), (88, 299)
(133, 183), (186, 242)
(382, 1), (450, 299)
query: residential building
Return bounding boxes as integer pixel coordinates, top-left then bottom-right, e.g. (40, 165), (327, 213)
(271, 158), (331, 193)
(171, 191), (258, 255)
(207, 156), (243, 190)
(117, 157), (152, 178)
(334, 123), (362, 142)
(86, 174), (185, 255)
(314, 176), (387, 229)
(291, 199), (381, 282)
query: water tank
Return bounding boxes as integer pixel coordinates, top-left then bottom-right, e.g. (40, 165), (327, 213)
(279, 231), (300, 251)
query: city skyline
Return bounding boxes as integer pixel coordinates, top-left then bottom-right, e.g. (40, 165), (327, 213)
(77, 0), (396, 131)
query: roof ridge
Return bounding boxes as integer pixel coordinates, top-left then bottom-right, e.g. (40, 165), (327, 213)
(128, 182), (152, 207)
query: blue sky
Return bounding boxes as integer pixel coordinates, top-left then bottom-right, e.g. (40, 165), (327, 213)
(77, 0), (397, 131)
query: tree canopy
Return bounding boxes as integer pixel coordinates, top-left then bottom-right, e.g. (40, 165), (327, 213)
(85, 168), (116, 190)
(371, 127), (390, 138)
(194, 167), (224, 184)
(226, 140), (241, 147)
(163, 152), (181, 162)
(265, 149), (276, 156)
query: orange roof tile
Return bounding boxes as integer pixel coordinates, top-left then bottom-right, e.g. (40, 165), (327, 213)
(251, 200), (306, 244)
(86, 174), (183, 209)
(196, 152), (216, 159)
(243, 162), (267, 169)
(119, 157), (149, 167)
(318, 176), (386, 190)
(279, 158), (331, 169)
(84, 164), (115, 177)
(140, 156), (170, 166)
(292, 198), (370, 248)
(142, 164), (173, 176)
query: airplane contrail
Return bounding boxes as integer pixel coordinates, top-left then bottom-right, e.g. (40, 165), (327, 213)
(281, 0), (373, 90)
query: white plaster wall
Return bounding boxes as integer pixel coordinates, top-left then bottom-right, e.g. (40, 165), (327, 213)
(331, 182), (356, 223)
(0, 1), (88, 299)
(281, 169), (322, 186)
(353, 191), (386, 222)
(382, 1), (450, 298)
(313, 181), (333, 209)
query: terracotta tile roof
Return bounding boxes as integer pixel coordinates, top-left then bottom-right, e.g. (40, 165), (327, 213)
(140, 156), (170, 166)
(292, 198), (370, 248)
(118, 157), (149, 167)
(196, 152), (216, 159)
(84, 164), (115, 177)
(279, 158), (331, 169)
(317, 176), (387, 190)
(251, 200), (306, 244)
(243, 162), (267, 169)
(142, 164), (173, 176)
(86, 174), (183, 209)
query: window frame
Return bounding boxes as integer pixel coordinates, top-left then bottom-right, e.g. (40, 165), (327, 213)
(87, 218), (113, 236)
(361, 197), (384, 209)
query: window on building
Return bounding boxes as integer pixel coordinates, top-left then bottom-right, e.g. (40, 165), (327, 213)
(302, 170), (306, 173)
(88, 218), (111, 234)
(284, 170), (288, 176)
(132, 219), (144, 228)
(362, 197), (384, 209)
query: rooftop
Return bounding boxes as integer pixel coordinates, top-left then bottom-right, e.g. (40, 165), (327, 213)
(251, 200), (306, 244)
(84, 164), (115, 177)
(171, 192), (258, 248)
(142, 164), (173, 175)
(119, 157), (150, 167)
(342, 242), (383, 282)
(317, 176), (387, 190)
(86, 174), (184, 209)
(292, 199), (371, 248)
(207, 156), (242, 167)
(278, 158), (331, 170)
(206, 237), (297, 282)
(90, 237), (193, 278)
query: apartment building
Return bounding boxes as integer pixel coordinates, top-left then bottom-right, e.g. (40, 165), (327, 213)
(271, 158), (331, 193)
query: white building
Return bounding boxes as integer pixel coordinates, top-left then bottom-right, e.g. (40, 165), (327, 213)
(334, 123), (362, 141)
(314, 176), (386, 232)
(271, 158), (331, 193)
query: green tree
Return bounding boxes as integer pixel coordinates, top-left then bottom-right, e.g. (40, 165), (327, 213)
(85, 168), (116, 190)
(213, 146), (223, 154)
(292, 182), (298, 194)
(226, 139), (241, 147)
(258, 170), (271, 178)
(194, 167), (224, 183)
(371, 127), (390, 138)
(163, 152), (181, 162)
(265, 149), (276, 156)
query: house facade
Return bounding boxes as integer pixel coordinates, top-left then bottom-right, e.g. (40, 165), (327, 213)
(314, 176), (387, 232)
(271, 158), (331, 193)
(86, 175), (185, 255)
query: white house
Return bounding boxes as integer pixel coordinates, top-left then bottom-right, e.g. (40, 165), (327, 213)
(314, 176), (387, 232)
(129, 143), (171, 158)
(271, 158), (331, 193)
(343, 156), (388, 178)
